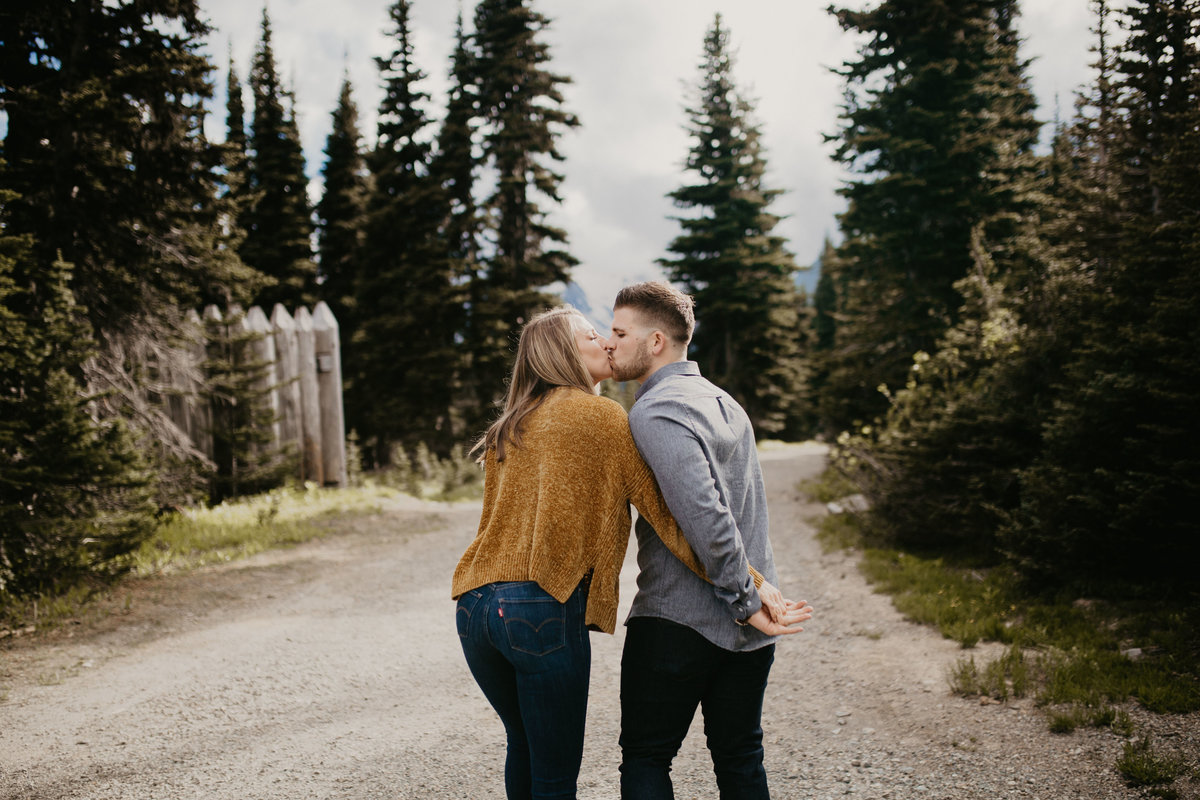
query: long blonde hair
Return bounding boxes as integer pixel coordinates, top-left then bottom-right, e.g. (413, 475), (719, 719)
(473, 306), (598, 462)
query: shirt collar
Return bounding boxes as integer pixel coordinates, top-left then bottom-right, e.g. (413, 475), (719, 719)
(634, 360), (700, 401)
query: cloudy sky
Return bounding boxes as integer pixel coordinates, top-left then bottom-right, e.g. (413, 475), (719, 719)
(199, 0), (1098, 319)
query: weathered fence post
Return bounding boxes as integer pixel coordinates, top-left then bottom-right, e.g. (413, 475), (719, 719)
(270, 304), (304, 481)
(184, 309), (213, 462)
(313, 301), (347, 487)
(245, 306), (281, 448)
(202, 303), (231, 489)
(295, 306), (325, 486)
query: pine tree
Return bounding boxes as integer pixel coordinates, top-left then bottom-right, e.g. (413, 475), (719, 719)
(242, 8), (317, 311)
(823, 1), (1068, 557)
(0, 0), (255, 333)
(435, 12), (482, 273)
(660, 14), (806, 436)
(0, 0), (258, 515)
(316, 74), (369, 330)
(0, 184), (155, 601)
(225, 53), (252, 205)
(468, 0), (580, 421)
(213, 55), (264, 309)
(810, 237), (843, 436)
(823, 0), (1042, 432)
(352, 0), (463, 462)
(1007, 0), (1200, 591)
(432, 12), (487, 439)
(831, 225), (1051, 555)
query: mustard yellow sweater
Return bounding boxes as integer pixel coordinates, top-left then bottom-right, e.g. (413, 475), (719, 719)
(451, 387), (712, 634)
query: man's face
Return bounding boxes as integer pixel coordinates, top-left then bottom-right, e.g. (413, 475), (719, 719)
(607, 307), (655, 383)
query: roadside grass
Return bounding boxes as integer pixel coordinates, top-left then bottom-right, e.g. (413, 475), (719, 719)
(803, 467), (1200, 792)
(1116, 736), (1188, 797)
(128, 480), (415, 575)
(1, 457), (484, 635)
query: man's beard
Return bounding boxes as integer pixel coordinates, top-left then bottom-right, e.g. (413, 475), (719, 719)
(611, 339), (653, 383)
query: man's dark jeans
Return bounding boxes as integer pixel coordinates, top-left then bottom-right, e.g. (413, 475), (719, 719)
(619, 616), (775, 800)
(457, 580), (591, 800)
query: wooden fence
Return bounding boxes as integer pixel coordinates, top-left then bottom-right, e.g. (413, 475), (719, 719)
(164, 301), (347, 488)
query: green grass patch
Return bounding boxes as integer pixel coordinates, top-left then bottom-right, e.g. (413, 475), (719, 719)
(1116, 737), (1186, 789)
(948, 644), (1030, 700)
(1043, 703), (1133, 735)
(802, 468), (1200, 722)
(0, 583), (103, 634)
(1033, 643), (1200, 714)
(126, 481), (407, 575)
(858, 548), (1016, 649)
(814, 512), (861, 553)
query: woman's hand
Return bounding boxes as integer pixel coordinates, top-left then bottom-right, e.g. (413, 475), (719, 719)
(757, 580), (786, 622)
(745, 599), (814, 636)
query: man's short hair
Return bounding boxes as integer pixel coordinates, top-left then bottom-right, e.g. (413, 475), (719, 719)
(614, 281), (695, 347)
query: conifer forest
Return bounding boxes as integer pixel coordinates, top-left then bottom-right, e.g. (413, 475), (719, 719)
(1, 0), (1197, 611)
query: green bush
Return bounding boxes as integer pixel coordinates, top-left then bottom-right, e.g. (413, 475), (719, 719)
(1, 236), (158, 608)
(1116, 737), (1184, 788)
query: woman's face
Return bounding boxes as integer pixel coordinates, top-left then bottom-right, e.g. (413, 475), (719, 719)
(574, 319), (613, 385)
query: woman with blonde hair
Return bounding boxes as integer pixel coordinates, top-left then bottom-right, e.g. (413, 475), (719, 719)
(453, 305), (775, 799)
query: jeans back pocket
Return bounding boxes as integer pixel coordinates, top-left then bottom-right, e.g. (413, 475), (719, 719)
(456, 589), (484, 640)
(500, 597), (566, 656)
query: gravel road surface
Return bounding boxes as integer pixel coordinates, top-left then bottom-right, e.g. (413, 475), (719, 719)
(2, 443), (1195, 799)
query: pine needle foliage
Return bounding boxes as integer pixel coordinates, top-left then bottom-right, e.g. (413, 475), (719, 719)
(1005, 0), (1200, 592)
(661, 14), (807, 437)
(466, 0), (580, 423)
(316, 75), (369, 339)
(823, 0), (1042, 432)
(1, 192), (155, 600)
(352, 0), (464, 463)
(242, 8), (317, 311)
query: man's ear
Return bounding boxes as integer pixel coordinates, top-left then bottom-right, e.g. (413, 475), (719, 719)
(648, 330), (668, 356)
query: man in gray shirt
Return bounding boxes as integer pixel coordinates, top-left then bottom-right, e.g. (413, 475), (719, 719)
(607, 281), (811, 800)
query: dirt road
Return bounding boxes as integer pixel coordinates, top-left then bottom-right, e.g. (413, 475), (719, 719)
(0, 444), (1182, 799)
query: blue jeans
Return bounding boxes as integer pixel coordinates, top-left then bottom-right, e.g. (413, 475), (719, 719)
(619, 616), (775, 800)
(457, 580), (591, 800)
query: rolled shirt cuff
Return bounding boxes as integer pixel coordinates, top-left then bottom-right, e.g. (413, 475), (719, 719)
(730, 583), (762, 623)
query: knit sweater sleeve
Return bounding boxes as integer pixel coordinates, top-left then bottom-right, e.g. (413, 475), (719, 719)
(611, 416), (710, 581)
(616, 410), (767, 590)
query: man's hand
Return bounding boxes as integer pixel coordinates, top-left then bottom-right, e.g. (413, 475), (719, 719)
(745, 599), (813, 636)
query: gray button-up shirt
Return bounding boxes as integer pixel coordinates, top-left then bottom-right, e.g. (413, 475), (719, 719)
(626, 360), (779, 652)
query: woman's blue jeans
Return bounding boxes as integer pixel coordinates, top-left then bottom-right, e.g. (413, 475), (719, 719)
(457, 580), (591, 800)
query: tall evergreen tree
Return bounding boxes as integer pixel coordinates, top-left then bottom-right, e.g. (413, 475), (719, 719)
(225, 53), (251, 202)
(660, 14), (806, 436)
(316, 74), (368, 329)
(0, 0), (254, 333)
(824, 0), (1042, 432)
(242, 8), (317, 311)
(810, 237), (844, 435)
(468, 0), (580, 423)
(435, 11), (482, 273)
(1, 0), (257, 515)
(432, 12), (487, 438)
(1, 184), (156, 602)
(213, 54), (263, 309)
(1007, 0), (1200, 590)
(352, 0), (462, 462)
